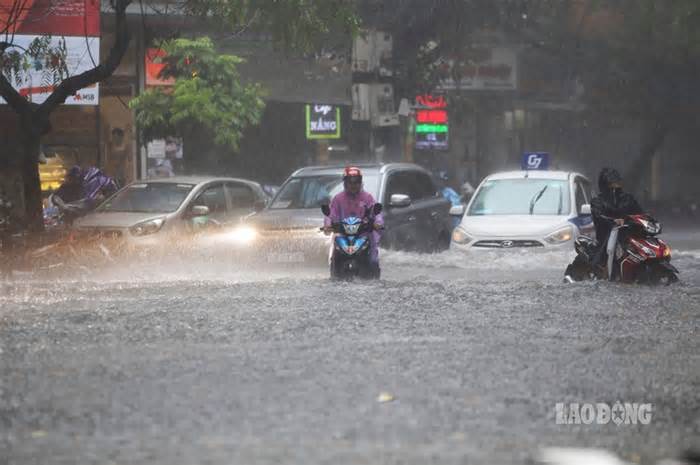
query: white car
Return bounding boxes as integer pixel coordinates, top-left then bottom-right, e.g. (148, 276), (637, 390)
(450, 170), (595, 250)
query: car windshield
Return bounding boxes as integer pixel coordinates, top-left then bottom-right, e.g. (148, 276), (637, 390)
(468, 178), (570, 216)
(270, 174), (378, 209)
(99, 183), (194, 213)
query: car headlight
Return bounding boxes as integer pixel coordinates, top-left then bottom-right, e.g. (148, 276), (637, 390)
(544, 225), (574, 244)
(228, 225), (258, 245)
(130, 218), (165, 236)
(451, 227), (473, 245)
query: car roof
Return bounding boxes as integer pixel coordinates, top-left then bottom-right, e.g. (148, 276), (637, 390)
(139, 176), (260, 186)
(484, 170), (588, 181)
(290, 162), (431, 177)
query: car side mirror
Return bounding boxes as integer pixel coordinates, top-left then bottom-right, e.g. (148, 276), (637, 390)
(253, 199), (266, 212)
(389, 194), (411, 208)
(321, 204), (331, 216)
(373, 203), (383, 215)
(580, 203), (592, 215)
(449, 204), (465, 216)
(190, 205), (210, 217)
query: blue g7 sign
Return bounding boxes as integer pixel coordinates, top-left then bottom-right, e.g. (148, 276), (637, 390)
(521, 152), (550, 170)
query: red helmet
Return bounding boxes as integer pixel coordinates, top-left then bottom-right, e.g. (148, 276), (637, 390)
(343, 166), (362, 180)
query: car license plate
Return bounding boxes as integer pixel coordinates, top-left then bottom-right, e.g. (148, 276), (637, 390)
(266, 252), (305, 263)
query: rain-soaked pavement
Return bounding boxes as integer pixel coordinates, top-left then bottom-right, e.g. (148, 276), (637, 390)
(1, 227), (699, 465)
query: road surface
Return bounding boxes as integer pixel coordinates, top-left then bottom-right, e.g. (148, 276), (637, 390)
(1, 227), (699, 464)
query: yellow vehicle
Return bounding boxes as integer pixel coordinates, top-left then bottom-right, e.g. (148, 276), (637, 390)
(38, 148), (79, 193)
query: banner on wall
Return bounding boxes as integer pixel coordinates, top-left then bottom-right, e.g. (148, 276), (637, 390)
(0, 0), (101, 105)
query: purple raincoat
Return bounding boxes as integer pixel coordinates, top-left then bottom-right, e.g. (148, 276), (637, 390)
(81, 167), (118, 206)
(324, 190), (384, 263)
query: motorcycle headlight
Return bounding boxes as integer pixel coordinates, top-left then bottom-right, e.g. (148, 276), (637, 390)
(544, 225), (574, 244)
(638, 218), (661, 235)
(130, 218), (165, 236)
(228, 225), (257, 245)
(343, 223), (361, 235)
(452, 227), (473, 245)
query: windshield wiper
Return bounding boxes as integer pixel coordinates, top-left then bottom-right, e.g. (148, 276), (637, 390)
(529, 185), (548, 215)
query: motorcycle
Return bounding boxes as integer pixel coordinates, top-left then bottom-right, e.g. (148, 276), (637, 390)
(321, 203), (383, 280)
(46, 194), (94, 229)
(564, 214), (679, 285)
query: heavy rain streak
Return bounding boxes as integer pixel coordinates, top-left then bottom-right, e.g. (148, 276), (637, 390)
(1, 1), (699, 465)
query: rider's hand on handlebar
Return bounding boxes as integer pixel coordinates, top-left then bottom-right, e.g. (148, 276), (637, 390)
(373, 223), (384, 231)
(614, 218), (625, 226)
(322, 226), (333, 235)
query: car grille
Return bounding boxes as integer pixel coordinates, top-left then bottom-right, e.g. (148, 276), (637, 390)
(79, 228), (124, 239)
(473, 239), (544, 248)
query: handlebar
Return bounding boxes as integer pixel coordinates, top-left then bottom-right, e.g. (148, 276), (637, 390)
(320, 221), (384, 234)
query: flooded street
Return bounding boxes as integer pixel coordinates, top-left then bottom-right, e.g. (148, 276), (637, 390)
(1, 229), (699, 465)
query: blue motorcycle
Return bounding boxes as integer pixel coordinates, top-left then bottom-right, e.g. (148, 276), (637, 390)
(321, 203), (383, 280)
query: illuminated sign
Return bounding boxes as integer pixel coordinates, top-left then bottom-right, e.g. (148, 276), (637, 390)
(415, 95), (448, 150)
(416, 94), (447, 108)
(306, 104), (341, 139)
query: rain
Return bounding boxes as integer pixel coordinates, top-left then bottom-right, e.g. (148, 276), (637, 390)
(1, 1), (700, 464)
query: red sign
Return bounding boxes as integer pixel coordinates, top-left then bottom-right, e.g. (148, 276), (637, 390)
(416, 109), (447, 124)
(0, 0), (100, 36)
(145, 48), (175, 87)
(415, 94), (447, 108)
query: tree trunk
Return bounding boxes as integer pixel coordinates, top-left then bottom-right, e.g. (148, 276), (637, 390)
(21, 127), (44, 232)
(627, 119), (667, 195)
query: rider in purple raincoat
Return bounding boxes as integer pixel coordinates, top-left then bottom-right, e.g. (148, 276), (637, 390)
(323, 166), (384, 264)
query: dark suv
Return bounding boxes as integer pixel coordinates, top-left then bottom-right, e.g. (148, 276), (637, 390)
(246, 163), (453, 256)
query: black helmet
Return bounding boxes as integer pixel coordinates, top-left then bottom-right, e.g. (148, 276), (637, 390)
(598, 168), (622, 193)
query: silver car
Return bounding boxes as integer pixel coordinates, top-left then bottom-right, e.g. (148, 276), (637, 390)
(74, 176), (268, 246)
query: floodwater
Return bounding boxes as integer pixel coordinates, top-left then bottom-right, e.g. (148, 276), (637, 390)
(1, 228), (699, 464)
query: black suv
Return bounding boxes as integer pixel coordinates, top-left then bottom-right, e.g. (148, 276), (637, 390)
(248, 163), (453, 253)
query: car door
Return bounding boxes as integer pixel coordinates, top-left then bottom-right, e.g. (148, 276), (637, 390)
(189, 182), (229, 228)
(382, 169), (421, 250)
(225, 181), (263, 221)
(573, 177), (596, 238)
(410, 170), (451, 249)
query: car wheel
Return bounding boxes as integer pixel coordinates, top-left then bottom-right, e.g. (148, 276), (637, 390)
(434, 231), (451, 253)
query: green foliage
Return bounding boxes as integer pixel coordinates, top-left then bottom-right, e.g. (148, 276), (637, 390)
(129, 37), (266, 150)
(182, 0), (360, 53)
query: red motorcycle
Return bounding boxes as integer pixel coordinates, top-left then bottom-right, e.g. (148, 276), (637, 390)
(565, 214), (679, 285)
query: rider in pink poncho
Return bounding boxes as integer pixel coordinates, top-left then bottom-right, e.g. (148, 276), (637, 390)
(323, 166), (384, 264)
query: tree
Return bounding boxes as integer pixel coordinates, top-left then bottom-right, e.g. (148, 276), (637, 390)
(573, 0), (700, 191)
(360, 0), (700, 192)
(129, 37), (266, 169)
(1, 0), (132, 231)
(0, 0), (359, 231)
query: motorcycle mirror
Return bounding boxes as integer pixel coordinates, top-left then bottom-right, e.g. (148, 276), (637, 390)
(321, 204), (331, 216)
(373, 203), (383, 215)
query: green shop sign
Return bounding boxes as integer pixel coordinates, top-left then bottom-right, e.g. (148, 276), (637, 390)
(306, 104), (341, 139)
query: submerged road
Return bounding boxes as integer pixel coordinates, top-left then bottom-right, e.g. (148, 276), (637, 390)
(1, 228), (699, 464)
